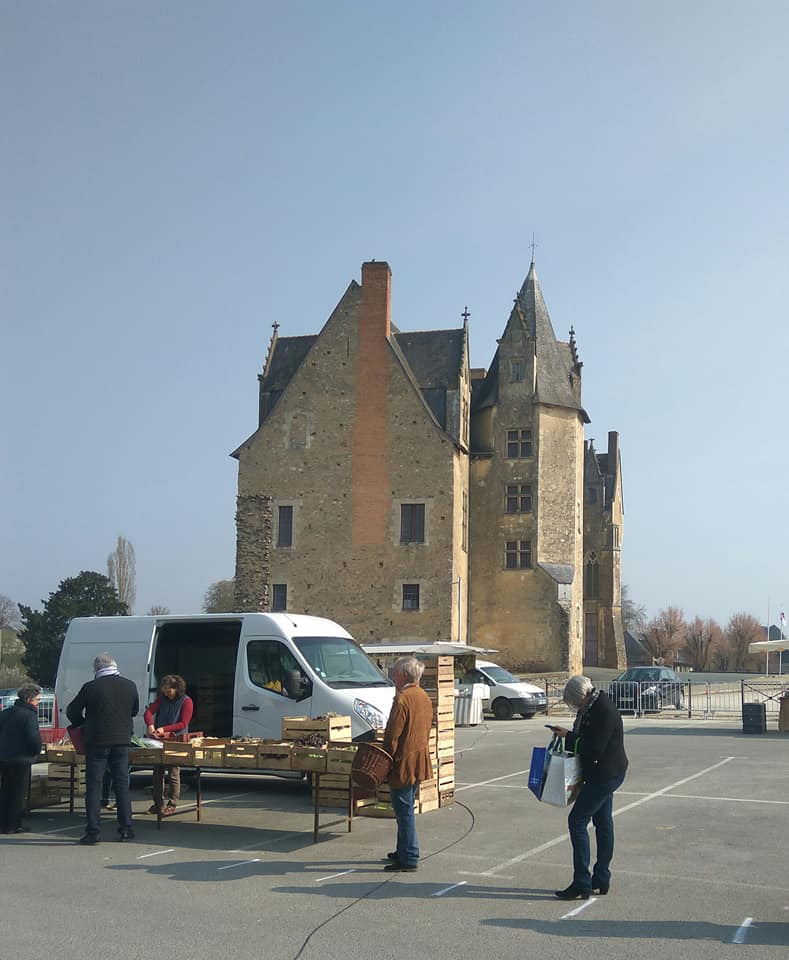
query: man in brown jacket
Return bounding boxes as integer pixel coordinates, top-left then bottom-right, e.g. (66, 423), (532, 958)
(382, 656), (433, 872)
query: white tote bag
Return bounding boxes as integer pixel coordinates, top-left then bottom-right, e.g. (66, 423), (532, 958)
(540, 748), (582, 807)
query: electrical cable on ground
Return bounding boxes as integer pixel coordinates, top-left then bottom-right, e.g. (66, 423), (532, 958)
(291, 798), (478, 960)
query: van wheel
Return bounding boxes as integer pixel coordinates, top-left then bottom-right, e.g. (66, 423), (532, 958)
(492, 699), (514, 720)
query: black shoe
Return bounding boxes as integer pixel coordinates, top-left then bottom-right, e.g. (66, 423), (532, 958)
(592, 883), (609, 895)
(554, 883), (590, 901)
(117, 830), (135, 841)
(386, 851), (398, 862)
(7, 826), (30, 834)
(78, 835), (100, 845)
(384, 861), (418, 872)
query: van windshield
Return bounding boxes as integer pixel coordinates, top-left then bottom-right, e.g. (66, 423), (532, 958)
(293, 637), (393, 689)
(480, 665), (519, 684)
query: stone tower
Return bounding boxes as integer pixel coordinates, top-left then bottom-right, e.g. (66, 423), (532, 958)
(468, 261), (587, 673)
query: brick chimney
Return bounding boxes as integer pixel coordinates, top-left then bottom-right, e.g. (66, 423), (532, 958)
(352, 261), (392, 545)
(360, 261), (391, 340)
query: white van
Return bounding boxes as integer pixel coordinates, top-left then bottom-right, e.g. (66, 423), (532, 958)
(462, 660), (548, 720)
(55, 613), (395, 742)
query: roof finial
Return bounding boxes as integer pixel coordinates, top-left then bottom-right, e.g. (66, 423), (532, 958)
(262, 320), (280, 376)
(530, 233), (537, 265)
(461, 306), (470, 323)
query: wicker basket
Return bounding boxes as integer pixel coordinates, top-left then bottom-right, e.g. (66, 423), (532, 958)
(351, 742), (393, 790)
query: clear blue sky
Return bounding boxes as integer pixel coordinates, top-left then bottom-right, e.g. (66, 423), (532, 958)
(2, 1), (788, 627)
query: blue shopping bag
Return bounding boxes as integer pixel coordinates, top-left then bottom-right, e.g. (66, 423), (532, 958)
(528, 735), (562, 799)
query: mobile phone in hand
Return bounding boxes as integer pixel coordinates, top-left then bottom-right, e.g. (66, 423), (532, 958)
(545, 724), (558, 731)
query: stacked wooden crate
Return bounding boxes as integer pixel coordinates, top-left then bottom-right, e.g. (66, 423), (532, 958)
(280, 716), (354, 805)
(421, 655), (455, 806)
(47, 744), (86, 798)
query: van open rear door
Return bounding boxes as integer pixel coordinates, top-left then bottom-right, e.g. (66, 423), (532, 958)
(55, 617), (155, 735)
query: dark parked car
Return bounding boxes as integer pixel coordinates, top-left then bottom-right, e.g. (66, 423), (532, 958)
(608, 667), (684, 713)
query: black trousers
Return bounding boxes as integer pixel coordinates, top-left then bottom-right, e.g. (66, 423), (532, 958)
(0, 761), (29, 832)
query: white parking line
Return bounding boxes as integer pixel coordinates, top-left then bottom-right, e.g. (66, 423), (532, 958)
(732, 917), (753, 943)
(432, 881), (467, 897)
(478, 756), (736, 877)
(217, 858), (261, 871)
(316, 869), (357, 882)
(561, 898), (597, 919)
(137, 849), (175, 859)
(455, 769), (530, 792)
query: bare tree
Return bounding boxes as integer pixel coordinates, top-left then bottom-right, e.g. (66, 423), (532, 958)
(147, 605), (170, 616)
(724, 613), (762, 672)
(203, 579), (236, 613)
(643, 606), (686, 665)
(682, 616), (721, 672)
(107, 536), (136, 614)
(621, 584), (647, 635)
(0, 593), (21, 630)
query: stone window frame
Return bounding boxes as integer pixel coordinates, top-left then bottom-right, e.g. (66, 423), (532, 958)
(510, 358), (526, 383)
(275, 501), (297, 549)
(506, 428), (532, 459)
(505, 483), (532, 514)
(504, 539), (532, 570)
(401, 583), (421, 612)
(272, 583), (288, 611)
(397, 500), (428, 545)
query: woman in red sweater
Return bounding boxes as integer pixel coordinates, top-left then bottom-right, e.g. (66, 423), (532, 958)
(144, 675), (193, 815)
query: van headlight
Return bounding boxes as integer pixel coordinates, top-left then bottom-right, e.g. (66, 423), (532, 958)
(353, 698), (385, 729)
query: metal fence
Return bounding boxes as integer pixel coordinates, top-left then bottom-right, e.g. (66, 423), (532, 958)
(534, 678), (789, 720)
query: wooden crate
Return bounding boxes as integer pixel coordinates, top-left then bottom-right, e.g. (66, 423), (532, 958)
(258, 741), (293, 770)
(290, 744), (327, 772)
(326, 744), (357, 774)
(28, 777), (63, 807)
(191, 744), (226, 766)
(48, 762), (86, 797)
(46, 746), (77, 763)
(162, 742), (194, 765)
(312, 773), (352, 808)
(224, 742), (261, 768)
(128, 747), (165, 765)
(281, 716), (352, 743)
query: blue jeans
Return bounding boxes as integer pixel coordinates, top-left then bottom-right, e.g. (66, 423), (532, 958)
(568, 774), (625, 890)
(85, 745), (132, 837)
(390, 782), (419, 866)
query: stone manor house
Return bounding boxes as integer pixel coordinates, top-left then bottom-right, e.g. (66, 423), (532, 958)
(232, 260), (625, 672)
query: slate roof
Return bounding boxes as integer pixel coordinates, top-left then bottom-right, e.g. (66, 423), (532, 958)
(393, 329), (464, 391)
(472, 262), (590, 422)
(261, 335), (317, 391)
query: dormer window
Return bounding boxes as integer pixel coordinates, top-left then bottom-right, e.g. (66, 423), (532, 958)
(510, 359), (526, 383)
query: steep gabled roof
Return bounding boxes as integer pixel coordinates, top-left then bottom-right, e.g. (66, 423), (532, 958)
(473, 263), (589, 422)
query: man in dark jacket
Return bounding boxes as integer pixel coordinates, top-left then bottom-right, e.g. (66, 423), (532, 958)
(0, 684), (42, 833)
(67, 653), (139, 845)
(551, 675), (628, 900)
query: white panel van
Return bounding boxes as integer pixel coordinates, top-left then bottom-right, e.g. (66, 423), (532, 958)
(55, 613), (395, 742)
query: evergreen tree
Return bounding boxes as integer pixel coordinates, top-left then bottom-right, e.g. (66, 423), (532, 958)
(19, 571), (128, 685)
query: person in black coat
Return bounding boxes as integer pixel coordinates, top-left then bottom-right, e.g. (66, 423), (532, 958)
(550, 675), (628, 900)
(0, 684), (43, 834)
(67, 653), (139, 845)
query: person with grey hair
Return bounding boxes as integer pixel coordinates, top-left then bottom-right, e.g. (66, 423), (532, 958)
(67, 652), (139, 845)
(381, 656), (433, 872)
(0, 684), (42, 833)
(548, 675), (628, 900)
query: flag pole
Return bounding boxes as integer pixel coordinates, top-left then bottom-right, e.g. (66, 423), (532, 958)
(767, 599), (770, 676)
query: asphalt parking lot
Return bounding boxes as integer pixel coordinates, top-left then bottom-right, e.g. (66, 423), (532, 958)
(4, 716), (788, 960)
